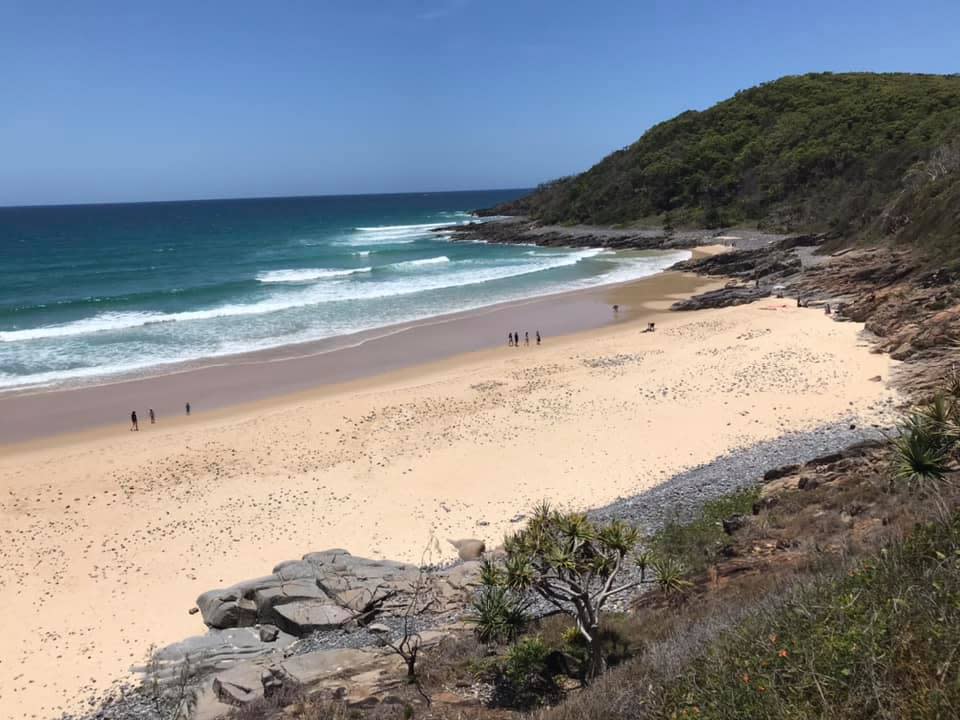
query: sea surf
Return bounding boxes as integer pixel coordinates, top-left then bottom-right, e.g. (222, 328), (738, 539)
(0, 190), (689, 391)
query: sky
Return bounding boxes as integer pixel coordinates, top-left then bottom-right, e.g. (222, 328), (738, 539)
(1, 0), (958, 206)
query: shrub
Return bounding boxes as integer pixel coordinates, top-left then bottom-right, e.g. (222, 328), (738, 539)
(496, 637), (560, 709)
(648, 488), (759, 574)
(470, 582), (529, 644)
(658, 513), (960, 719)
(651, 555), (693, 601)
(893, 415), (950, 484)
(477, 503), (641, 680)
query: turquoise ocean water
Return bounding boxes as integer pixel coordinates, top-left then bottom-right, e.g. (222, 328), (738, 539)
(0, 191), (689, 391)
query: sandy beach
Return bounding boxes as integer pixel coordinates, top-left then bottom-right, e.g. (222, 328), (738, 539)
(0, 266), (900, 718)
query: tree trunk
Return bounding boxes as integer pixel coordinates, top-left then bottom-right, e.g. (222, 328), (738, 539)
(585, 633), (607, 682)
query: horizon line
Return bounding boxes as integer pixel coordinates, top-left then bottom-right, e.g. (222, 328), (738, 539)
(0, 186), (534, 212)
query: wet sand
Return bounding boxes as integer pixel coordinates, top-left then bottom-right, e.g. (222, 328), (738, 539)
(0, 262), (900, 718)
(0, 267), (714, 448)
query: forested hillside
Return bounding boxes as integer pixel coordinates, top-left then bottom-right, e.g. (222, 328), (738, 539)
(492, 73), (960, 251)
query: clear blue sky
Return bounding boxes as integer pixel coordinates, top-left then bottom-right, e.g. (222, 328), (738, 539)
(2, 0), (958, 206)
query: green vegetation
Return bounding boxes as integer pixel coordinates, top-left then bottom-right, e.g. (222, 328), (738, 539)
(648, 488), (760, 574)
(657, 514), (960, 720)
(477, 503), (641, 680)
(470, 561), (530, 644)
(494, 73), (960, 250)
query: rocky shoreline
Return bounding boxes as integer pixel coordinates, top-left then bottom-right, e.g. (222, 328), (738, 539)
(437, 216), (787, 252)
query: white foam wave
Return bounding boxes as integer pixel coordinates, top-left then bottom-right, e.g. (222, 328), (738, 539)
(257, 267), (371, 284)
(345, 220), (471, 246)
(2, 249), (604, 343)
(389, 256), (450, 270)
(0, 248), (690, 390)
(0, 311), (167, 342)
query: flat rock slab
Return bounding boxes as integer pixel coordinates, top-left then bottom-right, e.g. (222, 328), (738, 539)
(151, 626), (297, 680)
(212, 663), (263, 706)
(272, 601), (354, 635)
(279, 647), (385, 686)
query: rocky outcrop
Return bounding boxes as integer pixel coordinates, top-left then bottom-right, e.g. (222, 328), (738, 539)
(437, 217), (787, 252)
(196, 550), (428, 634)
(671, 238), (810, 281)
(671, 285), (771, 310)
(187, 549), (482, 673)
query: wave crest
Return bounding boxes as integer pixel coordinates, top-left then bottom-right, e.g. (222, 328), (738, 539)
(257, 267), (371, 284)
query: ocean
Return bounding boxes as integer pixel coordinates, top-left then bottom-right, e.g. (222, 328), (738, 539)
(0, 190), (689, 391)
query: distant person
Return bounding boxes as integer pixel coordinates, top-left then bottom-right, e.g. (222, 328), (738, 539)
(525, 331), (529, 346)
(185, 402), (191, 416)
(508, 332), (513, 347)
(149, 408), (155, 424)
(825, 303), (832, 315)
(130, 411), (139, 432)
(514, 331), (519, 348)
(536, 330), (541, 346)
(613, 304), (619, 314)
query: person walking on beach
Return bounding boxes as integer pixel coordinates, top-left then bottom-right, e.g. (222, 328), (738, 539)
(508, 332), (513, 347)
(130, 411), (139, 432)
(185, 402), (191, 416)
(536, 330), (541, 346)
(525, 331), (529, 346)
(149, 408), (155, 424)
(514, 331), (519, 348)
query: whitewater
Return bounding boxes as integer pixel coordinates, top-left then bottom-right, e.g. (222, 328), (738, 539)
(0, 191), (688, 390)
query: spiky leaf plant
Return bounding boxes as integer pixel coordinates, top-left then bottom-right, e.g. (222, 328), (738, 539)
(478, 503), (641, 680)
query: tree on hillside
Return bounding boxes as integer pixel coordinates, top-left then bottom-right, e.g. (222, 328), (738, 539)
(477, 503), (641, 680)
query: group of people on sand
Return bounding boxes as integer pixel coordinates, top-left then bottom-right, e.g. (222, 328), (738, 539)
(508, 330), (541, 347)
(130, 402), (190, 431)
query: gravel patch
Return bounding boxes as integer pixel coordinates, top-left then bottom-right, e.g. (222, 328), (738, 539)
(590, 418), (890, 532)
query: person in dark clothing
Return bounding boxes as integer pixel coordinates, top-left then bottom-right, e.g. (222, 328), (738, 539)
(130, 411), (139, 431)
(514, 331), (519, 347)
(508, 332), (513, 347)
(185, 402), (191, 416)
(524, 331), (529, 346)
(536, 330), (541, 345)
(149, 408), (155, 424)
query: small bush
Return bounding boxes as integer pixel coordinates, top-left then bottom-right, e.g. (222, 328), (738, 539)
(893, 415), (950, 486)
(649, 489), (759, 574)
(469, 583), (529, 644)
(495, 637), (560, 709)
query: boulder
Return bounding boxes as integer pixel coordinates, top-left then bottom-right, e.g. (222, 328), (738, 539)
(448, 538), (486, 561)
(253, 577), (329, 626)
(212, 663), (264, 706)
(271, 601), (354, 636)
(259, 625), (279, 643)
(196, 586), (257, 629)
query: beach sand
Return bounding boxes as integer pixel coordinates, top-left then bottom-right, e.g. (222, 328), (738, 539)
(0, 266), (899, 718)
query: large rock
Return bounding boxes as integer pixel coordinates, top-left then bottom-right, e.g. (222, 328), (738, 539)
(150, 626), (297, 681)
(448, 538), (486, 561)
(196, 586), (258, 629)
(672, 286), (771, 310)
(271, 601), (354, 636)
(253, 576), (330, 627)
(212, 663), (264, 706)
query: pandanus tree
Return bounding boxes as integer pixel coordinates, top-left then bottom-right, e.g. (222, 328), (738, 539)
(480, 502), (641, 680)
